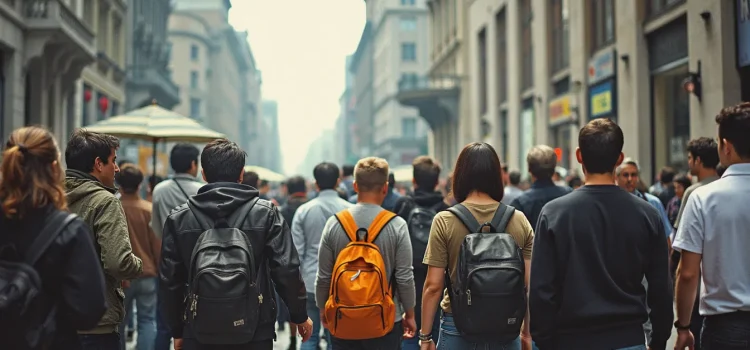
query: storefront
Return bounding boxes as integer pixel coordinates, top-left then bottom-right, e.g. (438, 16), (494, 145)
(548, 95), (574, 169)
(588, 47), (617, 122)
(519, 98), (535, 177)
(736, 0), (750, 101)
(648, 16), (689, 174)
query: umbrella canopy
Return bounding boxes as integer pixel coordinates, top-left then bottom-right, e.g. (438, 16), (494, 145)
(244, 165), (286, 183)
(82, 102), (225, 142)
(391, 165), (413, 183)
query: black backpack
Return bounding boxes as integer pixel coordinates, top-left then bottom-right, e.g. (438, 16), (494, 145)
(186, 199), (263, 345)
(406, 202), (439, 272)
(0, 211), (77, 349)
(445, 203), (526, 343)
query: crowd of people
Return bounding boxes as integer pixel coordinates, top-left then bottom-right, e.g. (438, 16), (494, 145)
(0, 101), (749, 350)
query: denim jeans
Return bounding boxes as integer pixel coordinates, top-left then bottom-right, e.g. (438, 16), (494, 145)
(331, 321), (403, 349)
(402, 305), (441, 350)
(78, 333), (120, 350)
(701, 312), (750, 349)
(154, 281), (171, 350)
(304, 292), (332, 350)
(437, 314), (521, 350)
(119, 277), (158, 350)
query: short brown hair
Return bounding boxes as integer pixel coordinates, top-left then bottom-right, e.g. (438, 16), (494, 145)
(452, 142), (504, 203)
(116, 164), (145, 194)
(716, 102), (750, 159)
(578, 118), (624, 174)
(526, 145), (557, 179)
(412, 156), (441, 190)
(354, 157), (389, 193)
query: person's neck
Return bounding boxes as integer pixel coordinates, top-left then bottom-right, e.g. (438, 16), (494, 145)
(584, 172), (617, 186)
(696, 168), (718, 181)
(119, 192), (140, 199)
(463, 191), (496, 205)
(357, 192), (384, 205)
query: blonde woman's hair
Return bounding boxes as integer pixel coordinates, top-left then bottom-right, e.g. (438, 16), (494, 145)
(354, 157), (389, 193)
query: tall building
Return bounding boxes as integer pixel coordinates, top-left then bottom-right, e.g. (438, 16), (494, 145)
(334, 55), (359, 166)
(125, 0), (180, 110)
(349, 22), (375, 159)
(168, 0), (260, 146)
(261, 100), (282, 173)
(297, 129), (336, 178)
(1, 0), (102, 146)
(236, 30), (263, 165)
(459, 0), (743, 180)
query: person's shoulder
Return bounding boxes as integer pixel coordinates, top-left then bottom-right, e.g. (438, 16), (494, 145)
(167, 202), (190, 220)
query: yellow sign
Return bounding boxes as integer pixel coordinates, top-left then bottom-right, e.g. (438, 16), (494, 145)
(138, 146), (169, 177)
(548, 95), (572, 125)
(591, 90), (612, 117)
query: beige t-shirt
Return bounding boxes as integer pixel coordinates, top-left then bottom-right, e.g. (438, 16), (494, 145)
(422, 202), (534, 313)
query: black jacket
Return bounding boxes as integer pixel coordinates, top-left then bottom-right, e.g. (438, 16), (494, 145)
(158, 183), (308, 342)
(0, 205), (107, 350)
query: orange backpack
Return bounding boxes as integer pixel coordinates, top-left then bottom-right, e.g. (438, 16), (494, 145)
(324, 209), (398, 340)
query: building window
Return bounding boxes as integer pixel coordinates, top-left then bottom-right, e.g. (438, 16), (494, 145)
(401, 43), (417, 61)
(499, 110), (508, 162)
(648, 0), (685, 18)
(190, 71), (199, 89)
(521, 0), (533, 90)
(549, 0), (569, 72)
(190, 98), (201, 118)
(553, 77), (570, 96)
(400, 0), (415, 5)
(402, 117), (417, 138)
(400, 16), (417, 31)
(190, 44), (199, 61)
(478, 27), (488, 115)
(495, 9), (508, 104)
(590, 0), (615, 53)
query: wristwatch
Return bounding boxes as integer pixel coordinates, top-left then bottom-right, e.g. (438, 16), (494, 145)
(674, 320), (691, 331)
(418, 332), (433, 341)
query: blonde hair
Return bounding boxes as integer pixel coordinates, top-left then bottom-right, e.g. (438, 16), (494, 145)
(0, 126), (67, 218)
(354, 157), (389, 193)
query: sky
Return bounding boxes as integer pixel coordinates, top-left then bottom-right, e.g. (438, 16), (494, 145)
(228, 1), (366, 175)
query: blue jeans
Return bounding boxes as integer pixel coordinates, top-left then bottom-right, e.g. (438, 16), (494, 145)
(119, 277), (158, 350)
(701, 312), (750, 349)
(303, 292), (331, 350)
(155, 281), (171, 350)
(437, 314), (521, 350)
(402, 305), (441, 350)
(78, 333), (120, 350)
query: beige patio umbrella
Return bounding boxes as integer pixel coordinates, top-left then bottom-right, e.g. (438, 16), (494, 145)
(82, 101), (225, 176)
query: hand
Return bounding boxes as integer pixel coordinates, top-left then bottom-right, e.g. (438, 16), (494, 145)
(294, 318), (313, 343)
(521, 332), (532, 350)
(173, 338), (183, 350)
(674, 329), (695, 350)
(320, 310), (329, 330)
(420, 339), (436, 350)
(402, 313), (417, 339)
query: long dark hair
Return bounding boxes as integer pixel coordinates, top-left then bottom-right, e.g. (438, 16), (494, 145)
(451, 142), (505, 203)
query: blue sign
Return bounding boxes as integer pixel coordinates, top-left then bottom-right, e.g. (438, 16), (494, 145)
(737, 0), (750, 67)
(589, 80), (615, 120)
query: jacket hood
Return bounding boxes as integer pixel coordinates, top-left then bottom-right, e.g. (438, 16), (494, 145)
(188, 182), (260, 220)
(412, 189), (446, 209)
(65, 169), (117, 206)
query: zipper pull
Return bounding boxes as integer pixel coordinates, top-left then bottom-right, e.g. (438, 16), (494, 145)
(258, 293), (264, 304)
(467, 289), (472, 305)
(192, 295), (198, 318)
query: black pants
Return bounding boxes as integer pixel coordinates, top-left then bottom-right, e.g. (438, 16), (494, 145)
(701, 311), (750, 350)
(182, 339), (273, 350)
(331, 321), (403, 350)
(78, 333), (120, 350)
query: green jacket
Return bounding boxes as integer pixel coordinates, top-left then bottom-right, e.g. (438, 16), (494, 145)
(65, 169), (143, 334)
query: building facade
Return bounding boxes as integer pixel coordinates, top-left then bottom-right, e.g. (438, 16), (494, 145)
(349, 21), (375, 159)
(1, 0), (98, 147)
(236, 30), (263, 165)
(439, 0), (745, 181)
(260, 100), (282, 173)
(334, 55), (359, 166)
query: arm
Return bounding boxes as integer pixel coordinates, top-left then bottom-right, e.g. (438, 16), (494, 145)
(518, 212), (534, 338)
(290, 207), (306, 263)
(265, 206), (308, 324)
(645, 212), (675, 350)
(315, 218), (337, 310)
(529, 213), (557, 348)
(420, 214), (449, 336)
(60, 221), (107, 330)
(393, 221), (416, 315)
(94, 197), (143, 280)
(672, 194), (705, 337)
(158, 216), (187, 338)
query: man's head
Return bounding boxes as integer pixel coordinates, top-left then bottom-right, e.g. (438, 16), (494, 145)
(686, 137), (719, 176)
(658, 166), (675, 185)
(508, 170), (521, 186)
(715, 102), (750, 166)
(242, 170), (260, 188)
(313, 162), (341, 191)
(616, 158), (640, 193)
(286, 176), (307, 195)
(341, 164), (355, 178)
(576, 118), (624, 175)
(200, 139), (246, 183)
(412, 156), (441, 191)
(65, 129), (121, 188)
(527, 145), (557, 180)
(258, 179), (270, 194)
(116, 164), (144, 195)
(501, 163), (510, 185)
(170, 143), (200, 176)
(353, 157), (389, 201)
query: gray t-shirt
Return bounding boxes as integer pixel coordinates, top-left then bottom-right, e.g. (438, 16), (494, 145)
(315, 203), (416, 322)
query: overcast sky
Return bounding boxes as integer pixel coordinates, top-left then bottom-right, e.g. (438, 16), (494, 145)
(229, 1), (366, 175)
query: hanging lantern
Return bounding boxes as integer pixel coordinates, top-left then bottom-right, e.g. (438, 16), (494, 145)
(98, 96), (109, 113)
(84, 89), (92, 102)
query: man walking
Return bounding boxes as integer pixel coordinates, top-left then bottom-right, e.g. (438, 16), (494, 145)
(510, 145), (572, 227)
(65, 129), (143, 348)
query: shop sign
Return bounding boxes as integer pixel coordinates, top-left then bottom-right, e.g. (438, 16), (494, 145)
(589, 81), (614, 119)
(588, 48), (616, 85)
(548, 95), (573, 126)
(737, 0), (750, 67)
(519, 109), (535, 177)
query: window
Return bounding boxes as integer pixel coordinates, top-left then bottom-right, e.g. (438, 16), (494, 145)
(400, 16), (417, 31)
(521, 0), (533, 90)
(478, 28), (488, 115)
(190, 98), (201, 118)
(400, 0), (415, 5)
(648, 0), (684, 18)
(402, 117), (417, 138)
(500, 110), (508, 162)
(190, 71), (199, 89)
(495, 9), (508, 104)
(590, 0), (615, 52)
(190, 44), (199, 61)
(549, 0), (569, 72)
(401, 43), (417, 61)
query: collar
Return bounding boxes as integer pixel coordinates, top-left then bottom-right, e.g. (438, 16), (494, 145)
(197, 182), (246, 194)
(531, 178), (556, 189)
(65, 169), (118, 193)
(317, 189), (340, 198)
(722, 163), (750, 178)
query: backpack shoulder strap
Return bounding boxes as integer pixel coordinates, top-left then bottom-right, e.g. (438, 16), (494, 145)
(366, 210), (397, 243)
(446, 204), (481, 232)
(334, 209), (358, 242)
(172, 178), (190, 199)
(25, 211), (78, 265)
(489, 203), (516, 232)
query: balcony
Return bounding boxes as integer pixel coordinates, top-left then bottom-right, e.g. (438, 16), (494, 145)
(24, 0), (96, 64)
(127, 66), (181, 109)
(396, 75), (461, 130)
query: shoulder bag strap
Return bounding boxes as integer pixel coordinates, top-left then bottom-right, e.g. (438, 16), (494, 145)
(489, 203), (516, 232)
(334, 209), (359, 242)
(25, 211), (78, 266)
(366, 210), (397, 243)
(446, 204), (481, 233)
(172, 178), (190, 200)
